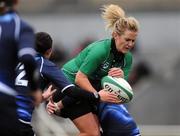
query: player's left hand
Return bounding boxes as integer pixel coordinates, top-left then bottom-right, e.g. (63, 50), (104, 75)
(42, 85), (57, 101)
(108, 67), (124, 78)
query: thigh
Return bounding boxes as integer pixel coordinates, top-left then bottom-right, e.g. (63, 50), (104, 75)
(72, 113), (100, 135)
(59, 100), (100, 135)
(0, 93), (20, 136)
(60, 100), (94, 120)
(99, 103), (140, 136)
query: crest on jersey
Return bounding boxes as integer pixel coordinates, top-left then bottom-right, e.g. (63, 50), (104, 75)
(102, 61), (110, 69)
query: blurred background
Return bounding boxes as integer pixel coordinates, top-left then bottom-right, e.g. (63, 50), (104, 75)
(17, 0), (180, 135)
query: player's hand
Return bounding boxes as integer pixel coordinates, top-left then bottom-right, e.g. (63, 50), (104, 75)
(46, 97), (63, 115)
(98, 89), (122, 104)
(31, 89), (43, 107)
(108, 67), (124, 78)
(46, 97), (56, 114)
(42, 85), (57, 101)
(55, 101), (64, 113)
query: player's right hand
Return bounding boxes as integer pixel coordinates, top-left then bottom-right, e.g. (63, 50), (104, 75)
(46, 97), (56, 114)
(46, 97), (63, 115)
(98, 89), (122, 104)
(108, 67), (124, 78)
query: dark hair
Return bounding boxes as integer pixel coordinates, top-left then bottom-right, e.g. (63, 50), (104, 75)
(35, 32), (53, 55)
(0, 0), (17, 13)
(0, 0), (16, 7)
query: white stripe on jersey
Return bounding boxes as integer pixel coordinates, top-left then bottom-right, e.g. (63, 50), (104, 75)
(18, 119), (31, 125)
(18, 47), (36, 57)
(61, 84), (75, 93)
(13, 13), (20, 41)
(0, 82), (17, 96)
(39, 56), (45, 78)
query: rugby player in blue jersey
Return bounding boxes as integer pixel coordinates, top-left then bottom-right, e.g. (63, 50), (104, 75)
(16, 32), (119, 136)
(0, 0), (41, 135)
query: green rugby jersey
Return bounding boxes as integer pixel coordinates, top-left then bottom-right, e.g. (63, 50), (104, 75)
(62, 39), (132, 85)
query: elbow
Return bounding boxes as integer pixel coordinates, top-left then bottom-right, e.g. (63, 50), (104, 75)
(75, 76), (80, 85)
(75, 71), (87, 86)
(75, 72), (83, 86)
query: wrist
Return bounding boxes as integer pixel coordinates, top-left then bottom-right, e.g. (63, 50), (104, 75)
(57, 101), (64, 109)
(54, 102), (60, 112)
(93, 92), (100, 101)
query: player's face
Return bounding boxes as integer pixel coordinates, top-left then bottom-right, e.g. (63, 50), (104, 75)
(113, 30), (138, 54)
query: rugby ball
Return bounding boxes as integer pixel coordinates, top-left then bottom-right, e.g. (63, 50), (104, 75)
(101, 76), (133, 103)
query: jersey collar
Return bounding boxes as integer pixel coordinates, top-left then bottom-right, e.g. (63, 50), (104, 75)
(110, 38), (124, 62)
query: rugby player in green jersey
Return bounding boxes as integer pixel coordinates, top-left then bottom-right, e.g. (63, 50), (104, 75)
(62, 4), (140, 136)
(48, 4), (140, 136)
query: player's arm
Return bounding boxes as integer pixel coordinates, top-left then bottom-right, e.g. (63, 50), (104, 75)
(75, 46), (105, 93)
(42, 61), (101, 102)
(47, 87), (119, 115)
(42, 61), (118, 104)
(76, 71), (96, 93)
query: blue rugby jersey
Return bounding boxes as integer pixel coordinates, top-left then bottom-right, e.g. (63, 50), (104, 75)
(16, 54), (74, 123)
(0, 11), (36, 96)
(99, 103), (140, 136)
(35, 54), (74, 91)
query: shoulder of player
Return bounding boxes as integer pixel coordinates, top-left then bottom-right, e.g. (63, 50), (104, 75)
(35, 56), (57, 68)
(16, 15), (34, 32)
(89, 39), (111, 56)
(42, 58), (57, 67)
(91, 39), (111, 48)
(20, 21), (34, 32)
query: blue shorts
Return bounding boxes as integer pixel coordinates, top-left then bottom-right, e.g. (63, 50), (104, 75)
(98, 103), (140, 136)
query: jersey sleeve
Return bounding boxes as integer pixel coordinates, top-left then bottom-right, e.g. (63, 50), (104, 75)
(41, 60), (100, 105)
(79, 44), (106, 76)
(41, 60), (74, 91)
(123, 52), (133, 80)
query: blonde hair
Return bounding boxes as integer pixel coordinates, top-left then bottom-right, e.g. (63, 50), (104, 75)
(101, 4), (139, 35)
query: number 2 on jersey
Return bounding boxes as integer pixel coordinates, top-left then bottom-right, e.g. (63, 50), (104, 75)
(15, 63), (28, 86)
